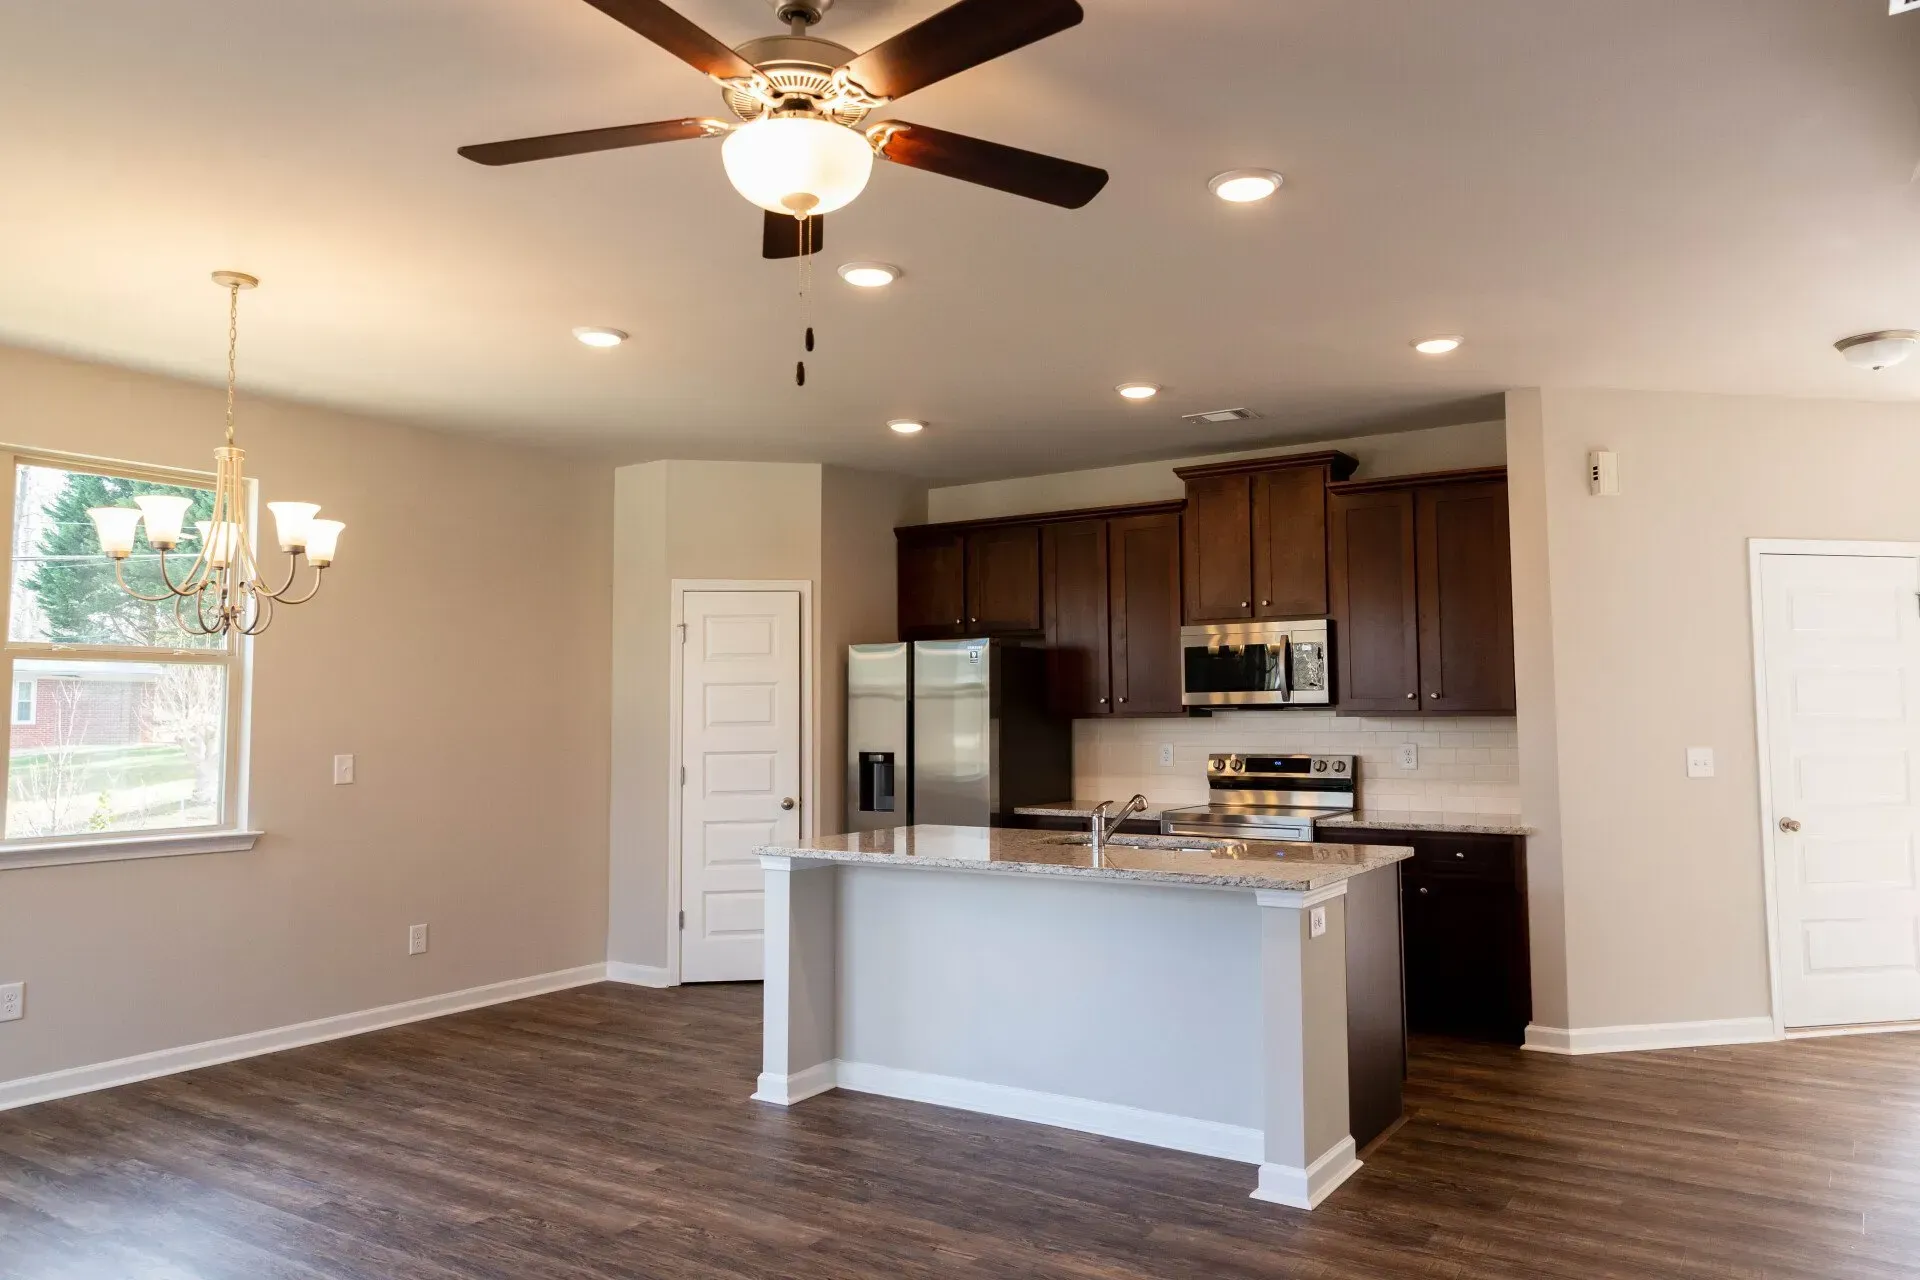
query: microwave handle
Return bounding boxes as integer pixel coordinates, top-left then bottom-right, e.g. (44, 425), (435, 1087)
(1277, 634), (1292, 702)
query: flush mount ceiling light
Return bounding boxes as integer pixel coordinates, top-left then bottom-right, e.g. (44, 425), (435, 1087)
(1412, 335), (1463, 355)
(887, 419), (926, 434)
(1835, 330), (1920, 371)
(87, 271), (343, 637)
(838, 261), (901, 288)
(572, 326), (628, 348)
(1117, 382), (1162, 401)
(1208, 169), (1283, 203)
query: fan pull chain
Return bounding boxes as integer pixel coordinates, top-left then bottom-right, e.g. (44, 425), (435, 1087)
(795, 213), (817, 387)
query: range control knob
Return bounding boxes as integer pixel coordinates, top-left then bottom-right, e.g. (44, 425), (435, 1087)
(1208, 757), (1224, 772)
(1229, 755), (1245, 773)
(1313, 759), (1328, 773)
(1333, 760), (1348, 774)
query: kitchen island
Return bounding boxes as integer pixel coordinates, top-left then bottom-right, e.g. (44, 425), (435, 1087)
(752, 825), (1412, 1210)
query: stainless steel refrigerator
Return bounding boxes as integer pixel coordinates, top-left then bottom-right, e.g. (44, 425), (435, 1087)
(846, 639), (1072, 832)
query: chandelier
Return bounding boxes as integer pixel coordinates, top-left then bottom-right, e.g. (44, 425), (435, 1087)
(87, 271), (342, 637)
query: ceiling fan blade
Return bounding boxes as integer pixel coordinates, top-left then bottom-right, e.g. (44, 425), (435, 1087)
(763, 210), (826, 259)
(840, 0), (1083, 102)
(872, 121), (1107, 208)
(458, 117), (724, 166)
(576, 0), (759, 81)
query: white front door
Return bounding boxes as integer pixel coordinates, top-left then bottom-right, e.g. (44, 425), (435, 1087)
(680, 590), (803, 983)
(1759, 552), (1920, 1029)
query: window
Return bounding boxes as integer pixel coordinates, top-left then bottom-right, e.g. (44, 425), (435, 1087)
(4, 455), (242, 843)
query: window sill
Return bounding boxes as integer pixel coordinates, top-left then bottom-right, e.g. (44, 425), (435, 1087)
(0, 829), (262, 872)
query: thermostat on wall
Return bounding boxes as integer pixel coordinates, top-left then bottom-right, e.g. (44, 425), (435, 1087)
(1587, 449), (1619, 497)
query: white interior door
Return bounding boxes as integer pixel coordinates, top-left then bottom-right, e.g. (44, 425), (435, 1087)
(680, 589), (802, 983)
(1759, 552), (1920, 1029)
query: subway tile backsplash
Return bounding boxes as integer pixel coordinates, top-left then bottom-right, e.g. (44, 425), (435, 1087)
(1072, 711), (1520, 817)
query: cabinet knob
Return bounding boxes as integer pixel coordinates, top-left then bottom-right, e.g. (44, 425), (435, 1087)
(1454, 851), (1465, 859)
(954, 618), (962, 624)
(1406, 692), (1417, 700)
(1241, 600), (1250, 608)
(1261, 599), (1270, 607)
(1418, 886), (1429, 895)
(1098, 697), (1108, 704)
(1118, 696), (1128, 704)
(1429, 692), (1440, 699)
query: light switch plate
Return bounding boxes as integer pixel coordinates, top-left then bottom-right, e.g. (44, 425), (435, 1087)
(1158, 743), (1175, 767)
(333, 754), (355, 785)
(0, 982), (22, 1022)
(1308, 906), (1328, 939)
(1397, 743), (1419, 770)
(1687, 747), (1715, 778)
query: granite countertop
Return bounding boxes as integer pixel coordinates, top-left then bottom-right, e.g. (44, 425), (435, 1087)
(1316, 811), (1533, 837)
(755, 824), (1412, 892)
(1014, 800), (1170, 821)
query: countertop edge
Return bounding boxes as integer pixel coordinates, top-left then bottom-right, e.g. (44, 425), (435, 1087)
(753, 842), (1414, 892)
(1012, 803), (1530, 837)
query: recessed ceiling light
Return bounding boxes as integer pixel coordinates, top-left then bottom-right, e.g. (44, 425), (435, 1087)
(1412, 335), (1463, 355)
(839, 262), (901, 288)
(887, 419), (925, 434)
(1208, 169), (1284, 203)
(1835, 330), (1920, 371)
(572, 326), (627, 348)
(1117, 382), (1162, 400)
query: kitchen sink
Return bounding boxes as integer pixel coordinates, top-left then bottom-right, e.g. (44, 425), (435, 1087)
(1041, 834), (1256, 858)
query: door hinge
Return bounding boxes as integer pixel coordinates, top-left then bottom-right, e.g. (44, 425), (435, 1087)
(680, 765), (686, 785)
(678, 910), (685, 930)
(677, 622), (687, 643)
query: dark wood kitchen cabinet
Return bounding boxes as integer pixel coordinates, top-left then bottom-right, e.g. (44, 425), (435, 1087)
(1328, 467), (1515, 715)
(964, 524), (1042, 633)
(1042, 507), (1183, 718)
(897, 529), (967, 637)
(1338, 828), (1531, 1043)
(1175, 451), (1358, 625)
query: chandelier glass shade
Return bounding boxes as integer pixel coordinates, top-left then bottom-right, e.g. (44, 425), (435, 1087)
(86, 271), (341, 637)
(721, 114), (874, 215)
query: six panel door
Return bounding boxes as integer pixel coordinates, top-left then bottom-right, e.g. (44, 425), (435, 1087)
(1329, 489), (1420, 713)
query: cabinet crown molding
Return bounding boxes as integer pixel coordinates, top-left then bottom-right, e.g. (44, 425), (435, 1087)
(1327, 465), (1507, 496)
(896, 499), (1183, 538)
(1172, 450), (1359, 483)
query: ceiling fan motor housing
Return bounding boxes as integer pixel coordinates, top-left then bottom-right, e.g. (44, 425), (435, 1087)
(770, 0), (831, 24)
(723, 35), (867, 125)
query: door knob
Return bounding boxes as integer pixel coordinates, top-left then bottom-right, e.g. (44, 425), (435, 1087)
(781, 797), (796, 811)
(1778, 817), (1800, 833)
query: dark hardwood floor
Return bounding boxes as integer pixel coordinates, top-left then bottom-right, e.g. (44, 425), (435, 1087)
(2, 982), (1918, 1279)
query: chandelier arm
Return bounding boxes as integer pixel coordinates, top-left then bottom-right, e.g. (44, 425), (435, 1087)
(253, 548), (304, 601)
(175, 588), (215, 637)
(239, 587), (274, 637)
(112, 557), (182, 604)
(271, 564), (326, 608)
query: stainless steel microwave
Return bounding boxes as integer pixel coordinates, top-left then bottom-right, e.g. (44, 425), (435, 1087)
(1180, 620), (1332, 707)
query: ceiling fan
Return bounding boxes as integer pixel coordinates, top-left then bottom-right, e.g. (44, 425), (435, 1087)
(459, 0), (1109, 259)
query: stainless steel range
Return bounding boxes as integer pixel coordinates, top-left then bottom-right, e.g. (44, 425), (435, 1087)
(1159, 752), (1356, 842)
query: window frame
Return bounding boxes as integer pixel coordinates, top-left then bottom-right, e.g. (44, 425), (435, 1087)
(11, 678), (33, 726)
(0, 445), (253, 857)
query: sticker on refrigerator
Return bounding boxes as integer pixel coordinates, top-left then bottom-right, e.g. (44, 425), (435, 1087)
(969, 647), (981, 664)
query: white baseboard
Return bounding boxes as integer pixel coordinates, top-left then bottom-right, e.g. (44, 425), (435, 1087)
(605, 961), (674, 988)
(1251, 1137), (1362, 1210)
(0, 963), (609, 1113)
(830, 1059), (1264, 1164)
(1523, 1016), (1778, 1055)
(751, 1061), (837, 1105)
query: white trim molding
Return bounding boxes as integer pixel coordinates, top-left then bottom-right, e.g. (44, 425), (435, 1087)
(779, 1059), (1264, 1164)
(605, 962), (674, 988)
(1251, 1137), (1363, 1210)
(1255, 882), (1350, 910)
(1523, 1017), (1778, 1055)
(0, 828), (262, 873)
(0, 963), (607, 1113)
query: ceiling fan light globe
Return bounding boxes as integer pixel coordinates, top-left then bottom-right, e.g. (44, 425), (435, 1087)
(722, 116), (873, 216)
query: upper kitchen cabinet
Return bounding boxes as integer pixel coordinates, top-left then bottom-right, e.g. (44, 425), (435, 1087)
(1041, 506), (1184, 718)
(1041, 519), (1111, 715)
(1327, 468), (1515, 715)
(897, 528), (967, 637)
(964, 524), (1042, 633)
(1175, 452), (1359, 625)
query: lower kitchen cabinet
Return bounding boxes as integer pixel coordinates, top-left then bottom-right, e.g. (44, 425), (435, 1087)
(1336, 828), (1530, 1043)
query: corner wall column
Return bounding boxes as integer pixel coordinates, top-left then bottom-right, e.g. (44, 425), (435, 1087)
(753, 856), (839, 1104)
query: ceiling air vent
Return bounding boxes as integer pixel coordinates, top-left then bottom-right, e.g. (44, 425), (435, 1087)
(1182, 407), (1262, 425)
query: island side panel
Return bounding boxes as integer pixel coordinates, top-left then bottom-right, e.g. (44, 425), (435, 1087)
(1254, 887), (1361, 1210)
(754, 857), (839, 1104)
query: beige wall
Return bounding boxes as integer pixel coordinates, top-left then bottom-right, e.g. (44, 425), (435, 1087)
(0, 344), (612, 1086)
(1513, 387), (1920, 1030)
(606, 461), (923, 971)
(926, 421), (1507, 524)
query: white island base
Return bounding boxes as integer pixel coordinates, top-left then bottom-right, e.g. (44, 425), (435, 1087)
(753, 831), (1400, 1211)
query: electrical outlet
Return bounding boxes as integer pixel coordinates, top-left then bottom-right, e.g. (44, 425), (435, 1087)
(333, 754), (355, 785)
(1158, 743), (1175, 767)
(1397, 743), (1419, 770)
(1308, 906), (1328, 939)
(1687, 747), (1715, 779)
(0, 982), (23, 1022)
(408, 924), (428, 956)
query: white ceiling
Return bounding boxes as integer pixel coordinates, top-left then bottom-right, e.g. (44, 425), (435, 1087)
(1, 0), (1917, 482)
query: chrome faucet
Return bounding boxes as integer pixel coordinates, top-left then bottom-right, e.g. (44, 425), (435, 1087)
(1088, 794), (1149, 866)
